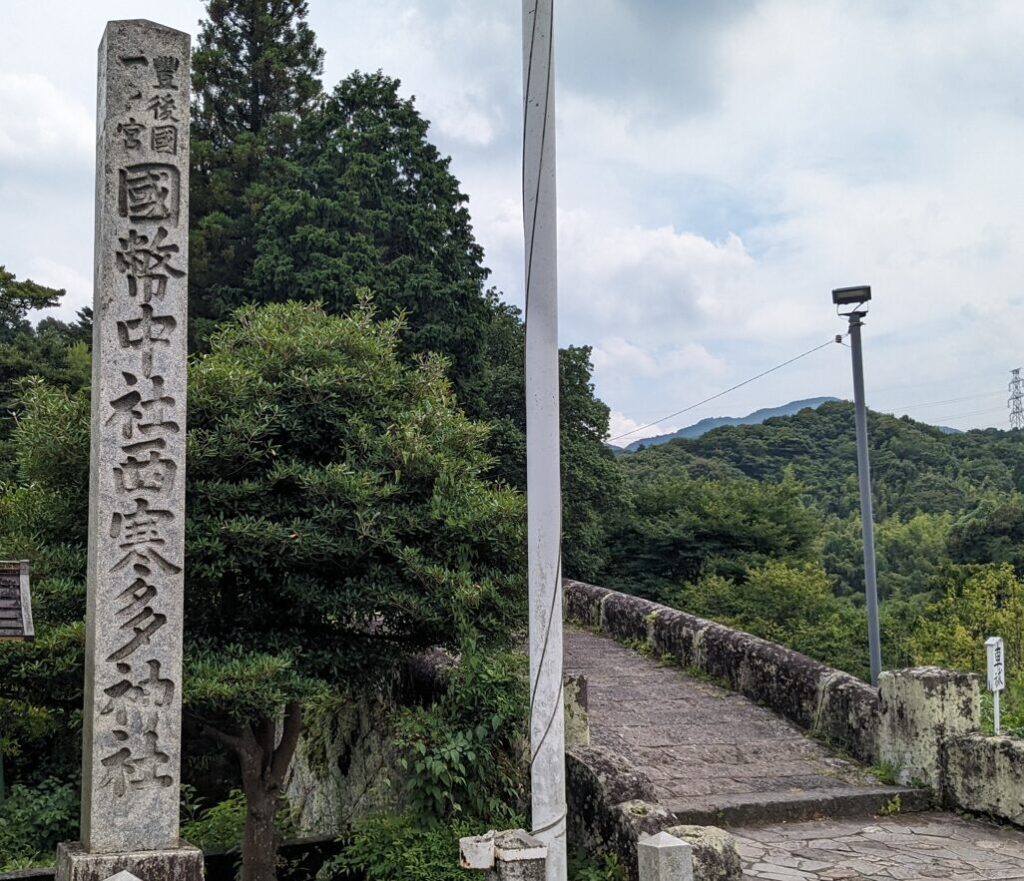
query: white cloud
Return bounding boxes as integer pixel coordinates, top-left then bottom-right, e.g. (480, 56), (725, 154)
(607, 411), (677, 444)
(25, 258), (92, 323)
(1, 0), (1021, 433)
(0, 74), (92, 165)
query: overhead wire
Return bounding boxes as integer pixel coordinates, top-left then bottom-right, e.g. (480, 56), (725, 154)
(880, 390), (1005, 412)
(608, 335), (845, 443)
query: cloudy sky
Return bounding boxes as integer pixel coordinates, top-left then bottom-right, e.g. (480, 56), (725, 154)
(3, 1), (1022, 439)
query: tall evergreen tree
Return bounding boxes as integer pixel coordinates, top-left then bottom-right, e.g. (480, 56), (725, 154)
(246, 70), (500, 397)
(187, 0), (622, 574)
(189, 0), (325, 344)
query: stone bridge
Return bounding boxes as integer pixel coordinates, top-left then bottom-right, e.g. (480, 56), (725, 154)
(562, 580), (1024, 881)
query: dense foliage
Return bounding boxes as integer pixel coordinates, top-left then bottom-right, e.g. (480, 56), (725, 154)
(5, 0), (1023, 875)
(0, 267), (90, 481)
(601, 402), (1024, 729)
(0, 302), (527, 879)
(187, 0), (621, 579)
(0, 778), (78, 870)
(672, 401), (1024, 519)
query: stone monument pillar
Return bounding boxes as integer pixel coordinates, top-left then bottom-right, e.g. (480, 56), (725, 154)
(57, 19), (202, 881)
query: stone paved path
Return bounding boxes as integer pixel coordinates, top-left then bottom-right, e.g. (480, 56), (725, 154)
(565, 627), (1024, 879)
(734, 813), (1024, 881)
(565, 628), (910, 822)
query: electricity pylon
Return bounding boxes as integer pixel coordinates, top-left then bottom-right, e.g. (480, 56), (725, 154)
(1010, 368), (1024, 430)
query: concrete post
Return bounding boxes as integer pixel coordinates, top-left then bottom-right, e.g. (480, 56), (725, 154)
(522, 0), (566, 877)
(564, 674), (590, 748)
(877, 666), (981, 789)
(638, 832), (693, 881)
(461, 830), (547, 881)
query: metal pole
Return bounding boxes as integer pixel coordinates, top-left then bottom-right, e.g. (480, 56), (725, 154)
(523, 1), (566, 878)
(849, 313), (882, 686)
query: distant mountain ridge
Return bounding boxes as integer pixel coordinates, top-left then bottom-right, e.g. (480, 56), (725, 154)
(619, 397), (839, 452)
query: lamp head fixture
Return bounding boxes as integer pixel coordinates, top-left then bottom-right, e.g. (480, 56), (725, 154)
(832, 285), (871, 317)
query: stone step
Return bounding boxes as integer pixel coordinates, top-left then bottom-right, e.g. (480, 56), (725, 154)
(664, 785), (932, 828)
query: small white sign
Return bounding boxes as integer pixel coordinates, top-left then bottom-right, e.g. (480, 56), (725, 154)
(986, 636), (1005, 692)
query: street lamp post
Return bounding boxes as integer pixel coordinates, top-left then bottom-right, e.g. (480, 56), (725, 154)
(833, 286), (882, 686)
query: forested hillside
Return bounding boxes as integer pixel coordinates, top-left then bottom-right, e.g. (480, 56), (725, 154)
(620, 396), (836, 452)
(644, 400), (1024, 518)
(598, 401), (1024, 731)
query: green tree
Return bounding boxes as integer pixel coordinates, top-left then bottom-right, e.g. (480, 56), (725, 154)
(603, 467), (818, 598)
(910, 564), (1024, 679)
(464, 309), (621, 579)
(186, 302), (525, 881)
(244, 70), (499, 395)
(0, 380), (90, 786)
(189, 0), (325, 344)
(0, 267), (90, 481)
(670, 561), (868, 679)
(910, 563), (1024, 729)
(188, 0), (622, 577)
(948, 493), (1024, 574)
(821, 512), (953, 599)
(0, 302), (526, 881)
(0, 266), (62, 332)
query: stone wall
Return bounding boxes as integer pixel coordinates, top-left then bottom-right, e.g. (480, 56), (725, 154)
(944, 735), (1024, 825)
(285, 693), (400, 835)
(564, 580), (878, 763)
(566, 745), (676, 881)
(285, 647), (457, 835)
(566, 745), (742, 881)
(564, 579), (1024, 828)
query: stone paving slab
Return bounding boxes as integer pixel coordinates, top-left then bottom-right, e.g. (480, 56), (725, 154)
(564, 627), (914, 825)
(734, 813), (1024, 880)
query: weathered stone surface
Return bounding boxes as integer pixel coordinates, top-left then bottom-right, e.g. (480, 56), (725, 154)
(564, 674), (590, 748)
(460, 830), (496, 870)
(614, 801), (677, 880)
(79, 19), (191, 856)
(56, 843), (202, 881)
(733, 812), (1024, 880)
(944, 733), (1024, 825)
(877, 666), (980, 789)
(562, 579), (609, 627)
(814, 669), (879, 763)
(559, 584), (1024, 878)
(600, 590), (661, 644)
(648, 607), (708, 671)
(638, 831), (693, 881)
(567, 744), (657, 829)
(564, 580), (875, 760)
(664, 827), (741, 881)
(564, 628), (901, 828)
(567, 745), (661, 880)
(483, 830), (546, 881)
(285, 693), (399, 835)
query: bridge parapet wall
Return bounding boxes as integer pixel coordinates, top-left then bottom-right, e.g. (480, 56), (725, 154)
(565, 579), (1024, 827)
(944, 735), (1024, 825)
(564, 579), (879, 762)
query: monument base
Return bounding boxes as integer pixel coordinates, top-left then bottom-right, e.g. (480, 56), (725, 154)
(56, 841), (204, 881)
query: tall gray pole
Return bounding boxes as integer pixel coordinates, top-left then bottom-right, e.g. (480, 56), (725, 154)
(523, 1), (567, 878)
(849, 313), (882, 686)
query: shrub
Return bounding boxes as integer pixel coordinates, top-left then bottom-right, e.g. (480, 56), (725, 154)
(0, 777), (77, 869)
